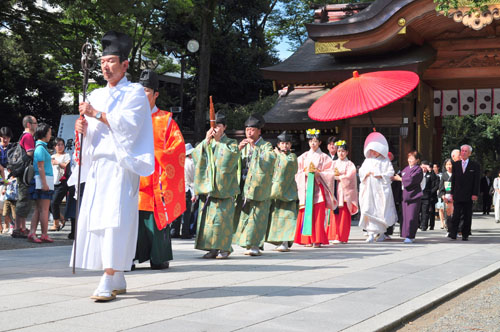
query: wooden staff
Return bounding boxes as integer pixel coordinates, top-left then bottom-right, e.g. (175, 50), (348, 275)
(73, 39), (95, 274)
(209, 96), (216, 129)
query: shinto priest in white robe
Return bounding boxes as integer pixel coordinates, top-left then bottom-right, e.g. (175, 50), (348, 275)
(70, 76), (154, 271)
(358, 132), (397, 234)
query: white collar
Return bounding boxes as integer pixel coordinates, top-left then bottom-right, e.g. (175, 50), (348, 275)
(107, 75), (128, 90)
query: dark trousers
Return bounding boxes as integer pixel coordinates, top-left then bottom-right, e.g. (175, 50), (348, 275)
(385, 201), (401, 236)
(450, 200), (473, 238)
(419, 199), (431, 230)
(171, 191), (192, 238)
(65, 183), (85, 238)
(429, 199), (436, 230)
(482, 193), (491, 214)
(190, 198), (199, 235)
(50, 182), (68, 220)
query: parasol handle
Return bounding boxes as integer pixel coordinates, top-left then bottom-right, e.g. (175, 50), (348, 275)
(368, 112), (376, 132)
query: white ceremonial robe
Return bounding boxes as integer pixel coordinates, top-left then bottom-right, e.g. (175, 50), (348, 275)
(70, 76), (154, 271)
(358, 156), (397, 234)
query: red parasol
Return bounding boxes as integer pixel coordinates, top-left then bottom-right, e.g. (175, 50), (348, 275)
(308, 70), (419, 122)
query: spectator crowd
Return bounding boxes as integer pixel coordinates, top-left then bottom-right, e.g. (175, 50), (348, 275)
(0, 115), (76, 241)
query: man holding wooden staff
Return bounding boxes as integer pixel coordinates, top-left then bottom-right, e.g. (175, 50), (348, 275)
(192, 112), (240, 259)
(233, 114), (275, 256)
(71, 31), (154, 302)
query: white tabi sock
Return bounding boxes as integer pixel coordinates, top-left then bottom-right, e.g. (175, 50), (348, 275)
(112, 271), (126, 291)
(94, 273), (113, 296)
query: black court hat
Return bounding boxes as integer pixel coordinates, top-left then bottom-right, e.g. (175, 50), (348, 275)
(102, 31), (132, 60)
(215, 111), (226, 125)
(245, 114), (265, 129)
(277, 131), (292, 142)
(139, 69), (159, 91)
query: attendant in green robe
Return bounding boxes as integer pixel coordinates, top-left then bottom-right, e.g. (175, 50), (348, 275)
(266, 131), (298, 252)
(192, 112), (240, 259)
(233, 114), (276, 256)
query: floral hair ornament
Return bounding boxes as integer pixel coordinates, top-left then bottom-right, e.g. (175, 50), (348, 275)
(335, 140), (347, 150)
(306, 128), (320, 139)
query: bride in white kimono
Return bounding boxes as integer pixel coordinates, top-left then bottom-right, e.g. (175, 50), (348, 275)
(358, 132), (397, 243)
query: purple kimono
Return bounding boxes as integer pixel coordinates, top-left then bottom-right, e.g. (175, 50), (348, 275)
(401, 165), (423, 239)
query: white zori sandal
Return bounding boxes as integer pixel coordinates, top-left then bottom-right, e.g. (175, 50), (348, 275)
(90, 274), (116, 302)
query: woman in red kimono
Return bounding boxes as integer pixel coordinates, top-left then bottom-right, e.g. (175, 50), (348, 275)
(294, 129), (336, 248)
(327, 141), (358, 243)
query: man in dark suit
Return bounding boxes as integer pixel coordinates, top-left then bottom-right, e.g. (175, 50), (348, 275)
(419, 160), (439, 231)
(326, 136), (338, 160)
(480, 170), (492, 215)
(449, 144), (480, 241)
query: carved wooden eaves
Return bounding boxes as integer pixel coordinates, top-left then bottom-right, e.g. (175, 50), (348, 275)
(444, 5), (500, 30)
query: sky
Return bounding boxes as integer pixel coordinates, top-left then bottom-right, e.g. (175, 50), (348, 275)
(276, 40), (294, 61)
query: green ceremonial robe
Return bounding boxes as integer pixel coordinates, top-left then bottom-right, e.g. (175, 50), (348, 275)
(266, 151), (298, 245)
(192, 135), (240, 252)
(233, 138), (275, 248)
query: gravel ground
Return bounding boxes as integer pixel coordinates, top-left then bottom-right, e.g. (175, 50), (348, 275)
(393, 272), (500, 332)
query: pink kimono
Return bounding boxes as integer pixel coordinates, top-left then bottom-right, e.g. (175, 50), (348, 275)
(327, 158), (358, 242)
(294, 149), (337, 245)
(332, 158), (359, 215)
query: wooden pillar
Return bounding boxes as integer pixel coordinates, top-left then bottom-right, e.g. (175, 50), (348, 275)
(400, 94), (415, 168)
(416, 82), (434, 161)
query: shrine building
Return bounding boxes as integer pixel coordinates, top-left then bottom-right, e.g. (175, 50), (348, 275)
(260, 0), (500, 166)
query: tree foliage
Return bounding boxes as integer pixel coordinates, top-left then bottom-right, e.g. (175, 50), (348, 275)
(1, 0), (179, 133)
(442, 115), (500, 172)
(216, 94), (278, 130)
(0, 4), (70, 137)
(268, 0), (314, 52)
(434, 0), (495, 15)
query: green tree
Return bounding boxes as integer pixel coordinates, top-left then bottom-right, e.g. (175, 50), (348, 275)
(442, 115), (500, 172)
(269, 0), (314, 52)
(0, 3), (70, 136)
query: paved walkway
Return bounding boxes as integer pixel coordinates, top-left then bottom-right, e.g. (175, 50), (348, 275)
(1, 214), (500, 332)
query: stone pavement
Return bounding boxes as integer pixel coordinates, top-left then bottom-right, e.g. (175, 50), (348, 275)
(1, 213), (499, 332)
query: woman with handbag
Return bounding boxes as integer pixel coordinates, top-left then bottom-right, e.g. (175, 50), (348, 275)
(439, 159), (454, 230)
(27, 123), (54, 243)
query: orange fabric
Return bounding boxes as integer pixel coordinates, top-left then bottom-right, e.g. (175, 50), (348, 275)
(326, 205), (352, 242)
(138, 110), (186, 230)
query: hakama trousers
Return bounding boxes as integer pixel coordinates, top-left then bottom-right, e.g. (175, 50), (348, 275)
(294, 201), (329, 245)
(135, 211), (173, 265)
(326, 205), (351, 242)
